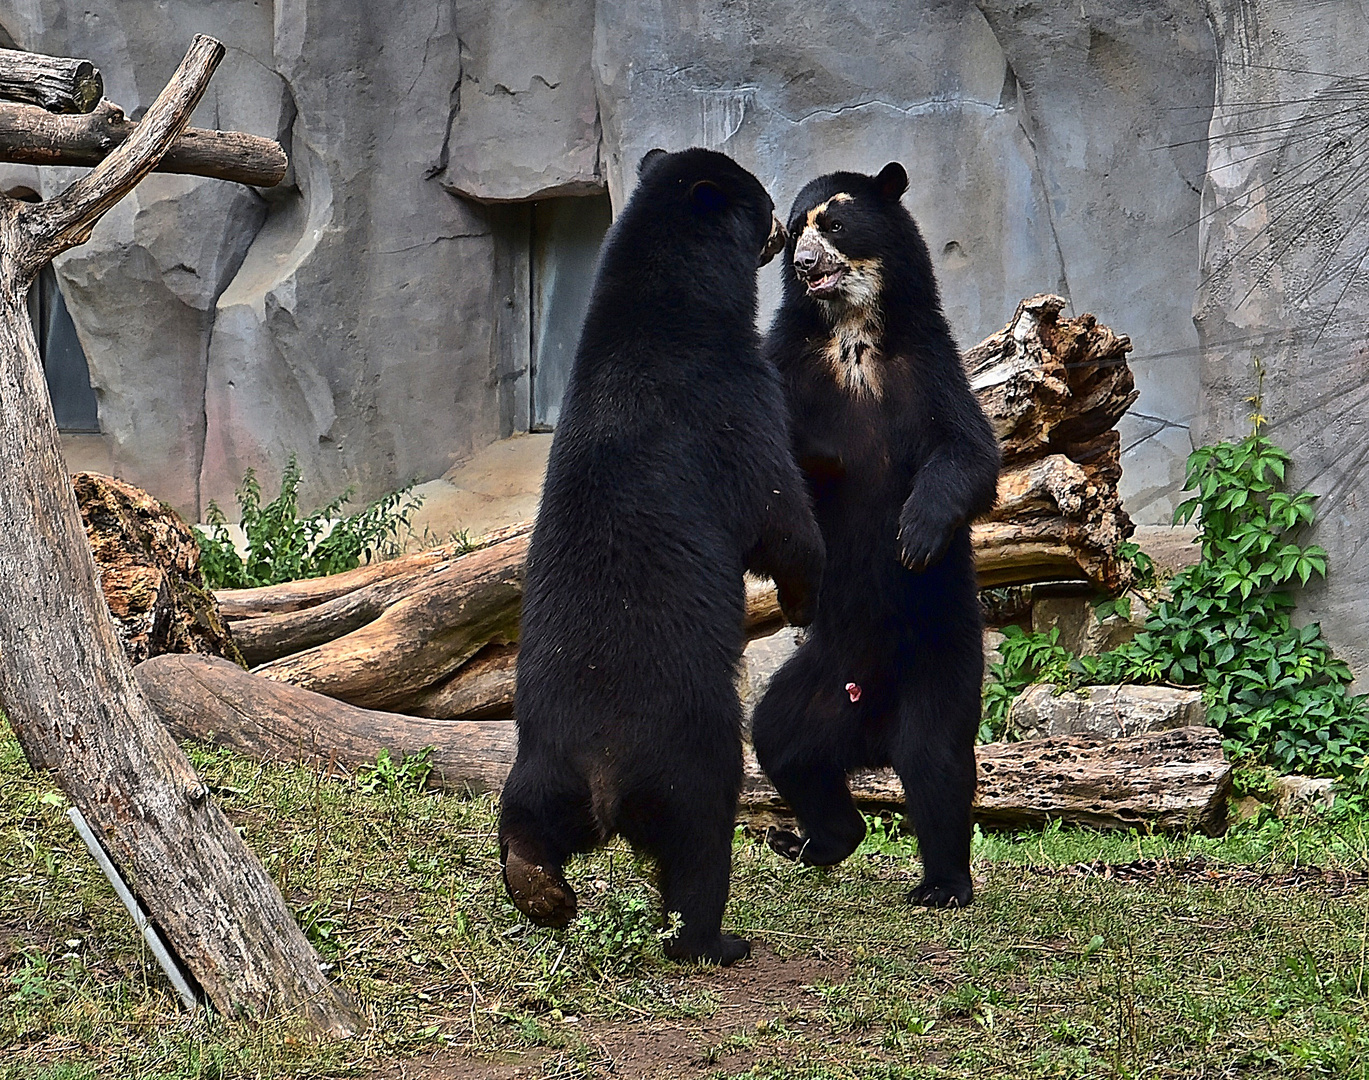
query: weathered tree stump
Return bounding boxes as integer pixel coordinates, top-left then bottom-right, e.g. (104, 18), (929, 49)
(74, 472), (240, 666)
(0, 37), (358, 1036)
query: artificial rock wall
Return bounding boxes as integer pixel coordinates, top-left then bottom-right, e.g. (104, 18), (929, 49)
(2, 1), (1368, 674)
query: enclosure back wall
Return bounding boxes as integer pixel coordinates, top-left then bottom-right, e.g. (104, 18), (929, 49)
(2, 0), (1368, 677)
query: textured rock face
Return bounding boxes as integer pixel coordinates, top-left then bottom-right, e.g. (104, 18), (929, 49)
(1195, 0), (1369, 685)
(3, 0), (1369, 674)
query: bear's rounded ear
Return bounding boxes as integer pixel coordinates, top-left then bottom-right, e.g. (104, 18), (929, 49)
(637, 148), (668, 176)
(689, 179), (729, 213)
(875, 162), (908, 201)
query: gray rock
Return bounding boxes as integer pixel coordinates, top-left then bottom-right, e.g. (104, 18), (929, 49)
(437, 0), (601, 202)
(738, 626), (803, 730)
(1031, 592), (1151, 658)
(1011, 683), (1207, 740)
(1270, 776), (1336, 818)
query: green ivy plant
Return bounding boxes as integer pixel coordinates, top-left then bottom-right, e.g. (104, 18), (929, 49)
(197, 454), (423, 589)
(983, 426), (1369, 785)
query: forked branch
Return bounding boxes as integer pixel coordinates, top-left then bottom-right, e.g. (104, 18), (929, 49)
(23, 34), (225, 270)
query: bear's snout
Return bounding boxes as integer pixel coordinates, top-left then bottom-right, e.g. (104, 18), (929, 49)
(794, 231), (849, 297)
(760, 213), (787, 267)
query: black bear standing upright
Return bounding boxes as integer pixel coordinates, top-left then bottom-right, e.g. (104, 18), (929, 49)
(499, 148), (824, 964)
(751, 163), (1000, 907)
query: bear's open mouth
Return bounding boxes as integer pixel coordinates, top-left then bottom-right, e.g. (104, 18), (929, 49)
(804, 268), (847, 298)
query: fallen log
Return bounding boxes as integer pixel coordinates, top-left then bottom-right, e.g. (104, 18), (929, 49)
(405, 643), (518, 721)
(138, 654), (1230, 833)
(137, 654), (515, 794)
(252, 534), (528, 711)
(214, 521), (532, 620)
(0, 98), (288, 186)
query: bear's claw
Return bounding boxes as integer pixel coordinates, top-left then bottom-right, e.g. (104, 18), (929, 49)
(909, 879), (973, 909)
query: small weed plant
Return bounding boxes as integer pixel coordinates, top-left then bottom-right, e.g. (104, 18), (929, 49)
(197, 454), (423, 589)
(985, 396), (1369, 784)
(356, 747), (434, 796)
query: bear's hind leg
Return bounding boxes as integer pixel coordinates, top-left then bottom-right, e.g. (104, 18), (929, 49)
(752, 662), (867, 867)
(624, 768), (749, 966)
(891, 686), (977, 909)
(499, 760), (596, 929)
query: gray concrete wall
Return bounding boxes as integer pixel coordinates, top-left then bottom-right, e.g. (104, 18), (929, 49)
(3, 0), (1368, 671)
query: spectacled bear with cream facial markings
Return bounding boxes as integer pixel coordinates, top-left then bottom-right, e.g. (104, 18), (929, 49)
(752, 163), (1000, 907)
(499, 148), (824, 965)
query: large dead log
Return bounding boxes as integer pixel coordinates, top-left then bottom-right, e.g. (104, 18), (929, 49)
(215, 521), (532, 620)
(0, 98), (288, 186)
(251, 535), (529, 711)
(138, 655), (1230, 834)
(0, 48), (102, 113)
(0, 37), (359, 1035)
(137, 654), (516, 794)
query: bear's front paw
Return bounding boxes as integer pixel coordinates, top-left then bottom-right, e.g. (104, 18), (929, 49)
(897, 518), (954, 572)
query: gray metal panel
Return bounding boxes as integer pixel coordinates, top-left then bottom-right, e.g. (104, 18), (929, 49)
(530, 195), (612, 430)
(34, 266), (99, 433)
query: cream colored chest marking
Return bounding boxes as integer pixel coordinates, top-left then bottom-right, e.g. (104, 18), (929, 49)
(823, 313), (883, 397)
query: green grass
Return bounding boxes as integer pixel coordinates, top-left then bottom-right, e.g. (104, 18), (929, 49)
(4, 723), (1369, 1079)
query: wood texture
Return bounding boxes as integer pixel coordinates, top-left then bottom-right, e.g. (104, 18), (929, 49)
(139, 655), (1229, 834)
(0, 35), (358, 1036)
(0, 48), (102, 113)
(137, 654), (518, 793)
(215, 522), (533, 620)
(0, 99), (287, 187)
(965, 294), (1138, 593)
(252, 535), (530, 710)
(74, 472), (240, 666)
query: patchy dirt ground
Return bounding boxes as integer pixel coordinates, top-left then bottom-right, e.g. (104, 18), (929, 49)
(370, 944), (847, 1079)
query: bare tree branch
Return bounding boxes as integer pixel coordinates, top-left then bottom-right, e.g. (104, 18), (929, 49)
(22, 34), (225, 269)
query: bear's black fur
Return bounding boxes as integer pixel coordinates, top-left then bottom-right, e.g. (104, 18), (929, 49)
(751, 163), (1000, 907)
(499, 148), (824, 964)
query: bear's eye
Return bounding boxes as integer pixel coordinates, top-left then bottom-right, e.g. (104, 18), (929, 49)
(827, 220), (844, 233)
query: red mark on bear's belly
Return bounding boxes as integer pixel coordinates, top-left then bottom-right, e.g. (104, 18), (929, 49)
(845, 682), (862, 703)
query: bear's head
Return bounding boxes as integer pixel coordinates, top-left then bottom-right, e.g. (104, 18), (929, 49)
(633, 147), (786, 270)
(781, 162), (916, 315)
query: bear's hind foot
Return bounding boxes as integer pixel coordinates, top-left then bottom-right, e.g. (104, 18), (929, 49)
(909, 878), (973, 909)
(664, 932), (751, 966)
(765, 826), (859, 867)
(502, 842), (577, 929)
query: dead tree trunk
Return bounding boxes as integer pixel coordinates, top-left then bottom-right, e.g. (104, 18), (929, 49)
(0, 37), (360, 1036)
